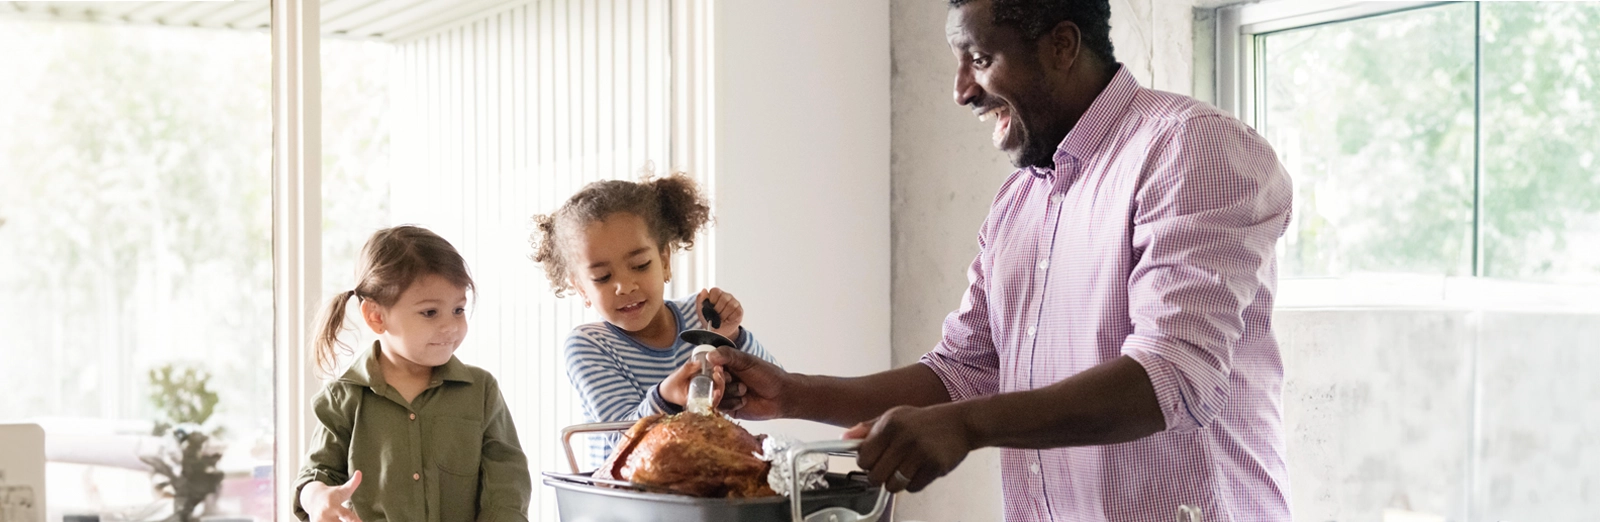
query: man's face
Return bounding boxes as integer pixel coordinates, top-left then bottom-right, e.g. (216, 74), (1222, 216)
(948, 0), (1068, 169)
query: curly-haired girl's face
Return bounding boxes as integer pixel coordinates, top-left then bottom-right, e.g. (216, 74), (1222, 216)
(567, 212), (676, 341)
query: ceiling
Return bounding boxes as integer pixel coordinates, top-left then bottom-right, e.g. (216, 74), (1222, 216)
(0, 0), (527, 42)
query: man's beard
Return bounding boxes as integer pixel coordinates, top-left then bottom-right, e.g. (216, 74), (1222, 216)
(1013, 126), (1059, 169)
(1007, 97), (1068, 170)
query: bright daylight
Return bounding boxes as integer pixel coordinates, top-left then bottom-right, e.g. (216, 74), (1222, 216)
(0, 1), (1595, 522)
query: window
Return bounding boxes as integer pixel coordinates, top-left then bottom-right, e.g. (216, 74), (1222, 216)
(0, 7), (275, 521)
(1222, 1), (1600, 290)
(3, 1), (710, 521)
(1217, 2), (1600, 520)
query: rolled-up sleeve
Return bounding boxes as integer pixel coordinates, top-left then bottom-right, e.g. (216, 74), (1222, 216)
(1122, 115), (1292, 432)
(920, 231), (1001, 402)
(293, 386), (353, 521)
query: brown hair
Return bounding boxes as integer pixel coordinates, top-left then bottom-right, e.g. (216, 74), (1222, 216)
(530, 170), (711, 297)
(312, 225), (476, 375)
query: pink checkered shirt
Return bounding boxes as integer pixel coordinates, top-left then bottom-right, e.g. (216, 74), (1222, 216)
(920, 66), (1293, 522)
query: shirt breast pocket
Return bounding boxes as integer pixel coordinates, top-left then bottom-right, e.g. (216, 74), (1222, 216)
(430, 416), (483, 473)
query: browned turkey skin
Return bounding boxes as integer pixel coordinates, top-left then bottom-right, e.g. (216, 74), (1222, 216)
(595, 413), (778, 498)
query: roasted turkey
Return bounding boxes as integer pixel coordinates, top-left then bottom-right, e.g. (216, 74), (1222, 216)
(595, 412), (777, 498)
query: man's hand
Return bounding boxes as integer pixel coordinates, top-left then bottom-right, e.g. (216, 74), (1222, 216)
(302, 470), (364, 522)
(844, 404), (977, 493)
(707, 345), (791, 420)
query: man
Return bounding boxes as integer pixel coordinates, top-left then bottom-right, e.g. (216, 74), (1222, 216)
(713, 0), (1292, 519)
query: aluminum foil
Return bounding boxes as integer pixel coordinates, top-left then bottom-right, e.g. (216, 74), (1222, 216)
(761, 435), (828, 497)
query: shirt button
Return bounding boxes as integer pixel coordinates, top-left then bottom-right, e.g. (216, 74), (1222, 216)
(413, 472), (421, 481)
(1050, 193), (1064, 203)
(409, 413), (416, 421)
(1029, 462), (1041, 475)
(1037, 259), (1049, 271)
(1026, 326), (1037, 338)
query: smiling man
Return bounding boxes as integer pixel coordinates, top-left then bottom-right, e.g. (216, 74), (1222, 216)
(712, 0), (1293, 520)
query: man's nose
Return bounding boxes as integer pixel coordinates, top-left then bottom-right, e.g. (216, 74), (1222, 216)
(953, 66), (981, 107)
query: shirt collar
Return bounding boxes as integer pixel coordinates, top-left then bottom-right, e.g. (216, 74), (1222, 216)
(337, 340), (475, 391)
(1030, 64), (1141, 178)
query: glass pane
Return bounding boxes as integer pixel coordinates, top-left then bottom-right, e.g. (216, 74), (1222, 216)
(1481, 2), (1600, 283)
(321, 37), (392, 302)
(1260, 4), (1476, 278)
(0, 4), (273, 522)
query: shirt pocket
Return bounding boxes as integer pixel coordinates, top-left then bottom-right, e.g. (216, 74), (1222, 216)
(429, 416), (483, 521)
(430, 416), (484, 474)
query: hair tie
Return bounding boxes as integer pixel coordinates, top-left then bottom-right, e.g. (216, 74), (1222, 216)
(347, 289), (359, 301)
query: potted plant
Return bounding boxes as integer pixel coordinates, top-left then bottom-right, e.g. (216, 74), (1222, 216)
(138, 365), (225, 522)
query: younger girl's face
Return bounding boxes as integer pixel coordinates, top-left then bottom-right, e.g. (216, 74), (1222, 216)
(568, 212), (672, 334)
(364, 273), (470, 370)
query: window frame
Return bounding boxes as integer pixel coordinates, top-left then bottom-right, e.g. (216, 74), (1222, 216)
(270, 0), (322, 518)
(1212, 0), (1600, 312)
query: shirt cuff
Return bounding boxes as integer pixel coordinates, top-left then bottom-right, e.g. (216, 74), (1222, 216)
(1123, 334), (1229, 432)
(917, 359), (973, 403)
(647, 384), (683, 415)
(291, 470), (340, 521)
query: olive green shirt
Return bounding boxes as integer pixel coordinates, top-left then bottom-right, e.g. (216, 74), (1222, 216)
(294, 343), (531, 522)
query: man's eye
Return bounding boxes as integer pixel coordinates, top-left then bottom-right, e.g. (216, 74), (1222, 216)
(973, 55), (992, 68)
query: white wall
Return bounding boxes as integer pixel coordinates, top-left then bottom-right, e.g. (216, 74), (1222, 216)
(713, 0), (894, 442)
(887, 0), (1201, 519)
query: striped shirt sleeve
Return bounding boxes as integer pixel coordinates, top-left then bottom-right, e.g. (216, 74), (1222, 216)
(563, 332), (668, 423)
(1121, 114), (1292, 432)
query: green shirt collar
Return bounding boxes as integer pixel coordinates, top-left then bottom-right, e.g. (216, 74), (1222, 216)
(337, 341), (476, 391)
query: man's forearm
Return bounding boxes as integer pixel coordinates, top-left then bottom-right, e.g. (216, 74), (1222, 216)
(956, 355), (1166, 449)
(788, 363), (951, 427)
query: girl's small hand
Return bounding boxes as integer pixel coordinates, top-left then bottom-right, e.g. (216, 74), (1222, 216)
(658, 358), (730, 408)
(304, 470), (365, 522)
(697, 287), (745, 343)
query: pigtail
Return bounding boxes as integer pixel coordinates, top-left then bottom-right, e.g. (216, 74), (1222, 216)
(646, 172), (711, 252)
(529, 212), (572, 296)
(312, 289), (358, 376)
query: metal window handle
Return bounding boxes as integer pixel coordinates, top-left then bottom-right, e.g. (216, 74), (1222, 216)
(787, 440), (891, 522)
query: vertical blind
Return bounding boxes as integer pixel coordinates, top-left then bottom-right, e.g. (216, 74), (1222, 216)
(386, 0), (706, 517)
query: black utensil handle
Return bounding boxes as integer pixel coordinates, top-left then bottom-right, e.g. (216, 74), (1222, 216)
(701, 298), (722, 329)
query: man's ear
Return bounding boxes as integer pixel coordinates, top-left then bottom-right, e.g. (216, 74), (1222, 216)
(1044, 20), (1083, 71)
(361, 299), (387, 334)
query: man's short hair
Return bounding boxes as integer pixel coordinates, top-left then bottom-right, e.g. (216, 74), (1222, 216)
(949, 0), (1116, 63)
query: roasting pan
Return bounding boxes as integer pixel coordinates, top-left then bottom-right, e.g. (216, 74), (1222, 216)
(543, 421), (892, 522)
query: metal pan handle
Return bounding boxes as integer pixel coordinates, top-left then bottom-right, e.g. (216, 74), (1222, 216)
(559, 421), (637, 473)
(787, 440), (891, 522)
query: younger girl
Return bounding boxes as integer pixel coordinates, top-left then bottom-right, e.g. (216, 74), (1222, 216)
(531, 171), (779, 469)
(295, 225), (530, 522)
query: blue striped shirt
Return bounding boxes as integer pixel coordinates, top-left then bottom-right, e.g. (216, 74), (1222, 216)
(563, 294), (778, 470)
